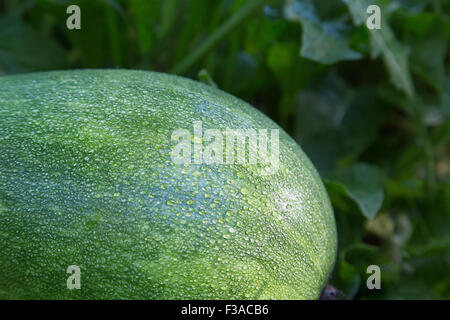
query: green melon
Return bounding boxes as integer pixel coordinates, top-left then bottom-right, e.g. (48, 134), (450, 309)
(0, 69), (336, 299)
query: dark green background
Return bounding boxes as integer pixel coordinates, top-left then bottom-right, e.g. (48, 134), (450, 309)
(0, 0), (449, 299)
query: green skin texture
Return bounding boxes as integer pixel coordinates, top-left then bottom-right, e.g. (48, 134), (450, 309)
(0, 70), (337, 299)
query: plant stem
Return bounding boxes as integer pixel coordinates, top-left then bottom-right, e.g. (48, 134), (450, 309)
(170, 0), (268, 75)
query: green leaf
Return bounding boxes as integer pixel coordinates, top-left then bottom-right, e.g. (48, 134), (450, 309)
(330, 258), (361, 299)
(408, 236), (450, 257)
(342, 0), (367, 25)
(170, 0), (267, 74)
(330, 243), (377, 298)
(294, 87), (347, 173)
(158, 0), (177, 39)
(326, 163), (384, 219)
(371, 29), (415, 97)
(410, 28), (447, 92)
(294, 78), (381, 174)
(0, 14), (67, 74)
(343, 0), (415, 97)
(65, 1), (113, 68)
(284, 0), (362, 64)
(106, 7), (123, 67)
(129, 0), (158, 55)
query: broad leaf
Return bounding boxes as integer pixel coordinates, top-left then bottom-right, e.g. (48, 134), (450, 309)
(326, 163), (384, 219)
(284, 0), (362, 64)
(343, 0), (415, 97)
(0, 14), (67, 74)
(295, 80), (381, 174)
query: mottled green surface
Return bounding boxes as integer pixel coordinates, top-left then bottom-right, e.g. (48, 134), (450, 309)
(0, 70), (336, 299)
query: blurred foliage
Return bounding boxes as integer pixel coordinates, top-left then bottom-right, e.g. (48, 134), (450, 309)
(0, 0), (449, 299)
